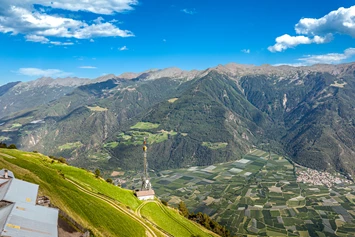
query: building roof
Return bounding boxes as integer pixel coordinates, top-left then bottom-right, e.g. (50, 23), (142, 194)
(136, 189), (155, 197)
(0, 203), (58, 237)
(0, 169), (58, 237)
(3, 179), (39, 205)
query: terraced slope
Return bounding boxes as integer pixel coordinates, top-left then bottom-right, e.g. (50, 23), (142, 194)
(0, 148), (214, 237)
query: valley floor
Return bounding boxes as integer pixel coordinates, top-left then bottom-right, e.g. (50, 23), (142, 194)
(121, 149), (355, 236)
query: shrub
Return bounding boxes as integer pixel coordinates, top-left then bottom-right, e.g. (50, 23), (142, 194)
(95, 169), (101, 178)
(8, 144), (17, 149)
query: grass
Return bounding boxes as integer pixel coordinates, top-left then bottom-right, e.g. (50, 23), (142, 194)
(330, 81), (347, 88)
(202, 142), (228, 150)
(0, 149), (211, 237)
(141, 202), (211, 237)
(117, 130), (177, 145)
(10, 123), (22, 129)
(86, 106), (108, 112)
(131, 122), (160, 130)
(104, 142), (119, 148)
(168, 98), (179, 103)
(58, 142), (83, 150)
(0, 149), (145, 237)
(51, 162), (141, 210)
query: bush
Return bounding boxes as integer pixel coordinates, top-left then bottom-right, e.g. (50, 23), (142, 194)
(58, 157), (67, 164)
(161, 200), (168, 206)
(95, 169), (101, 178)
(106, 178), (113, 184)
(0, 143), (7, 148)
(8, 144), (17, 149)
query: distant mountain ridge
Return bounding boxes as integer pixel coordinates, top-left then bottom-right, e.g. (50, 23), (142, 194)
(1, 63), (355, 178)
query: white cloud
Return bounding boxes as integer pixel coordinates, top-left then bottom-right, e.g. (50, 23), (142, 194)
(268, 5), (355, 52)
(25, 35), (73, 46)
(90, 39), (95, 42)
(119, 45), (128, 51)
(268, 34), (332, 52)
(25, 35), (49, 44)
(50, 41), (74, 46)
(3, 0), (138, 15)
(295, 6), (355, 37)
(16, 68), (72, 77)
(79, 66), (97, 69)
(109, 19), (122, 24)
(0, 1), (136, 44)
(241, 49), (250, 54)
(181, 9), (197, 15)
(298, 48), (355, 64)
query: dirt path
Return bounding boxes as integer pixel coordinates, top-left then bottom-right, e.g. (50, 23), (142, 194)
(0, 153), (16, 159)
(66, 178), (160, 237)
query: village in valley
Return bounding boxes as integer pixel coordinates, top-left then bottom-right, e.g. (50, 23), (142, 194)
(117, 149), (355, 236)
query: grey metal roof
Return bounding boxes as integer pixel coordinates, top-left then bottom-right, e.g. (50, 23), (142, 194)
(0, 170), (58, 237)
(4, 178), (39, 205)
(1, 202), (58, 237)
(0, 169), (15, 178)
(0, 179), (11, 202)
(0, 203), (14, 231)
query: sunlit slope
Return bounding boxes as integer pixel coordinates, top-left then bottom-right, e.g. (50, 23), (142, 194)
(139, 201), (216, 237)
(0, 148), (215, 237)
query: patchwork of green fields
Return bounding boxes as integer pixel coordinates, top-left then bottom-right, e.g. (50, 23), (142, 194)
(123, 149), (355, 236)
(131, 122), (160, 130)
(106, 122), (179, 147)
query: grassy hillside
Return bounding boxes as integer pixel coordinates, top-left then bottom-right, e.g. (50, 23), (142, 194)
(140, 201), (215, 237)
(0, 148), (214, 237)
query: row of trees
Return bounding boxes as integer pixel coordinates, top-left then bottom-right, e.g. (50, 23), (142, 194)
(178, 201), (231, 237)
(0, 142), (17, 149)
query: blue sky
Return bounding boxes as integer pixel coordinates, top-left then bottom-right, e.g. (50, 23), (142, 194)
(1, 0), (355, 84)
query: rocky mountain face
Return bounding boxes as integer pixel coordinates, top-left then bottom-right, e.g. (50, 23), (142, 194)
(0, 77), (93, 118)
(0, 63), (355, 177)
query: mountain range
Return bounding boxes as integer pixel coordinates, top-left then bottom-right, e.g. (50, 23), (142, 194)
(1, 63), (355, 177)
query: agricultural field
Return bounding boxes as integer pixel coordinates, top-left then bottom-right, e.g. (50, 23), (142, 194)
(131, 122), (160, 130)
(202, 142), (228, 150)
(110, 122), (178, 146)
(86, 105), (108, 111)
(58, 141), (83, 150)
(123, 149), (355, 236)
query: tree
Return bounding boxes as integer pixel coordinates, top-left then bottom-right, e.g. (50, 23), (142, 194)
(8, 144), (17, 149)
(106, 178), (113, 184)
(161, 200), (168, 206)
(95, 169), (101, 178)
(178, 201), (189, 218)
(0, 143), (7, 148)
